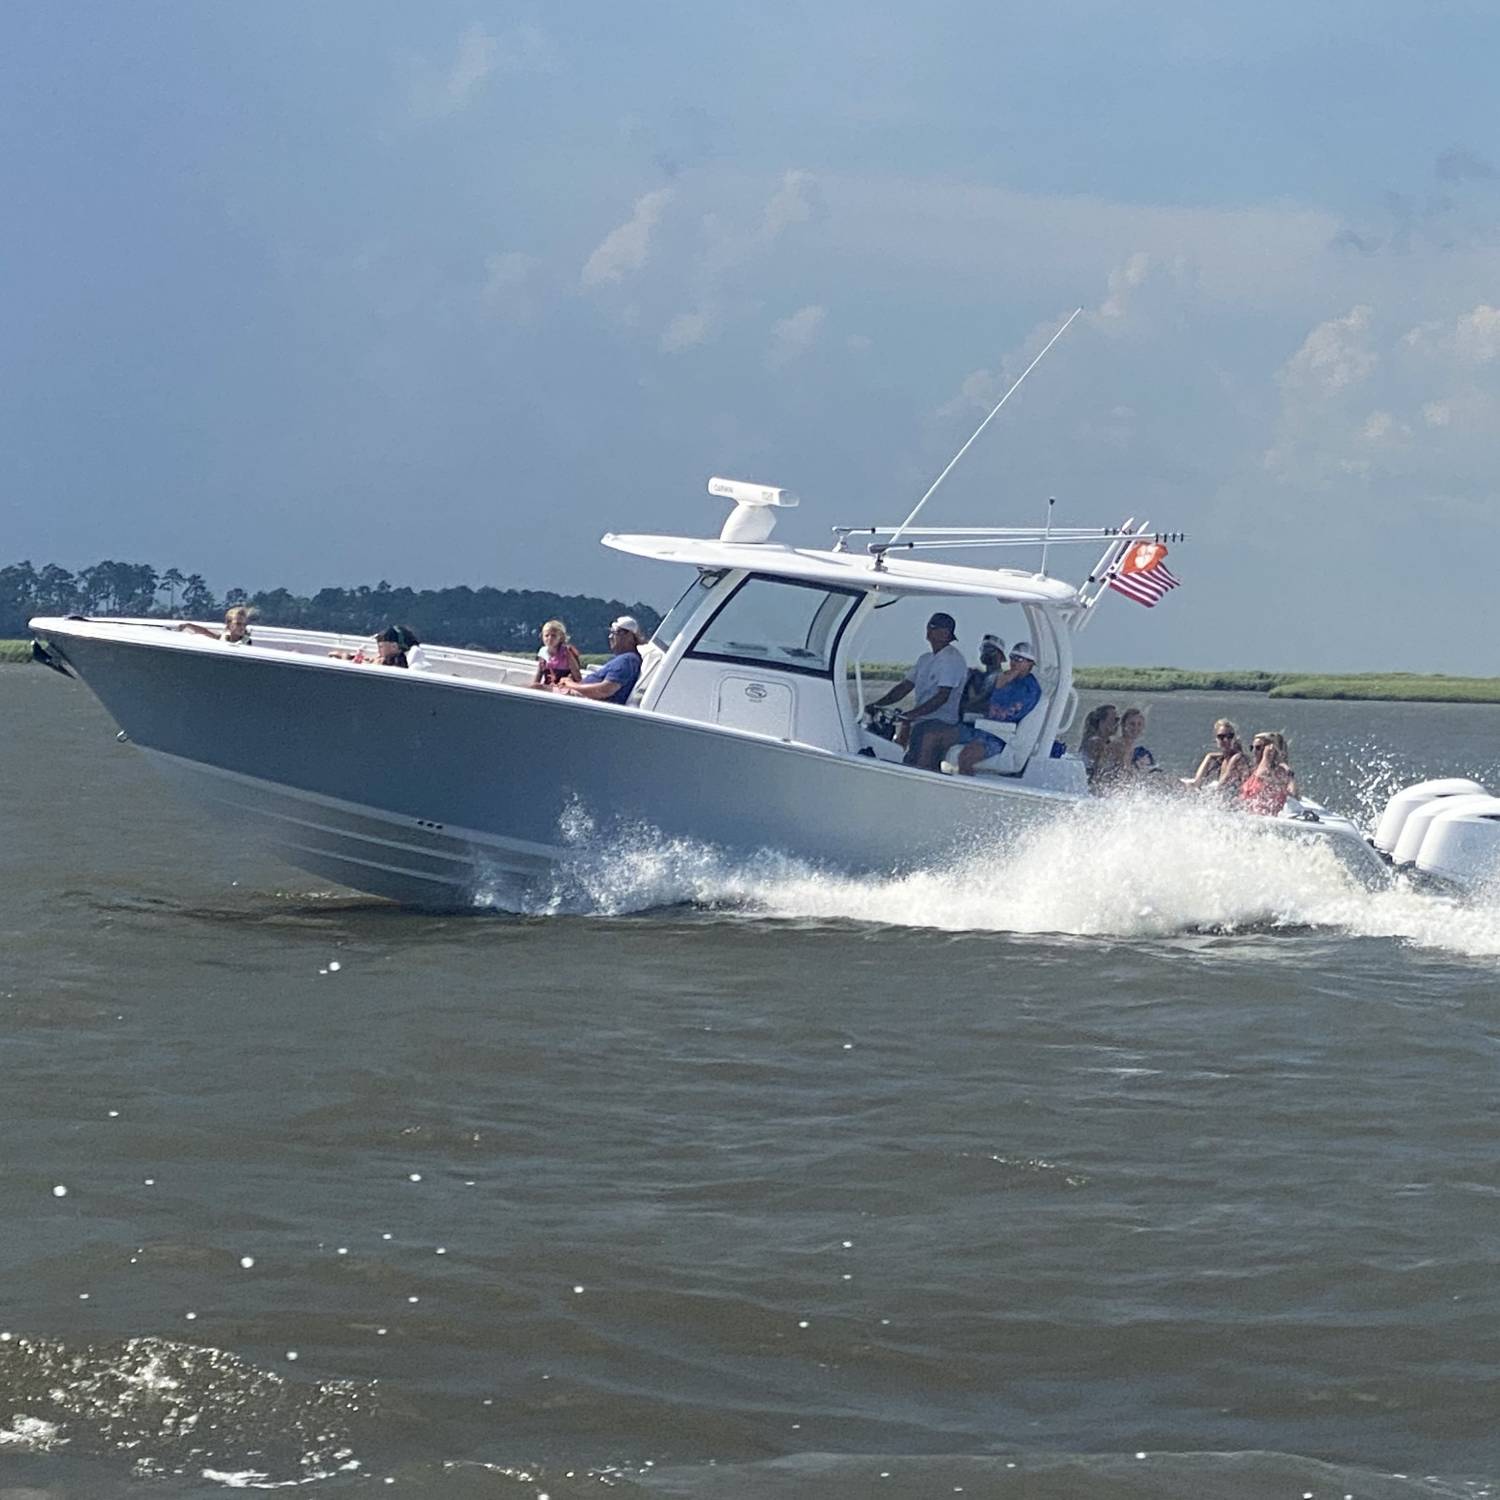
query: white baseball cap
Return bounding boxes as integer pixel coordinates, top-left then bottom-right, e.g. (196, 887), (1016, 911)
(610, 615), (645, 639)
(1009, 641), (1036, 662)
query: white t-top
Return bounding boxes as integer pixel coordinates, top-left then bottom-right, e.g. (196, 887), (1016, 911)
(910, 642), (967, 724)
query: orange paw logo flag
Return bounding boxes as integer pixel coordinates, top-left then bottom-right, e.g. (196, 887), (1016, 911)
(1108, 540), (1181, 607)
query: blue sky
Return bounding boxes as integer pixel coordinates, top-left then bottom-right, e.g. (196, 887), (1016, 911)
(3, 2), (1497, 670)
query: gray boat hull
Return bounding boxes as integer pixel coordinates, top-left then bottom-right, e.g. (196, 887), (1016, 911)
(37, 627), (1071, 907)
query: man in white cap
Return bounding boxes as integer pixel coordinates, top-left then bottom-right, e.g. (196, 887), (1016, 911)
(554, 616), (646, 704)
(953, 641), (1042, 774)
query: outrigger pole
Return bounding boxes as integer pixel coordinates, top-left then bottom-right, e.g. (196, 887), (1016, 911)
(887, 307), (1083, 548)
(1078, 518), (1140, 617)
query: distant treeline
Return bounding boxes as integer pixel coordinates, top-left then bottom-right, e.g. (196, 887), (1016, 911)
(1, 559), (660, 654)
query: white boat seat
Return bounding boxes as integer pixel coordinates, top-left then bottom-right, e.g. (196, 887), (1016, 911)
(631, 642), (664, 704)
(939, 705), (1048, 776)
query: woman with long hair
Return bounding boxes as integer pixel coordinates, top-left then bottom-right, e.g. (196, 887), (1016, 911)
(1240, 731), (1296, 815)
(1079, 703), (1119, 787)
(1186, 718), (1250, 794)
(1117, 706), (1155, 778)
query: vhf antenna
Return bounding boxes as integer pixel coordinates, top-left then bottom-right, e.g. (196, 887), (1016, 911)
(886, 306), (1083, 548)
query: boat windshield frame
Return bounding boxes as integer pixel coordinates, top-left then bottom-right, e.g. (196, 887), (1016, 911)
(680, 572), (865, 680)
(650, 569), (726, 654)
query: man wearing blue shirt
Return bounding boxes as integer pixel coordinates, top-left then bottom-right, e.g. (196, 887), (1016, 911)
(554, 616), (645, 705)
(953, 642), (1043, 774)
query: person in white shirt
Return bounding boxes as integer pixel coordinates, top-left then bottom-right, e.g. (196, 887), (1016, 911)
(866, 611), (967, 768)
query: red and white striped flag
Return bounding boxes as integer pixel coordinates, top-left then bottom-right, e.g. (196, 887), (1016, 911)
(1107, 540), (1180, 608)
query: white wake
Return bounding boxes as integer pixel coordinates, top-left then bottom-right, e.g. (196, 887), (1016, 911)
(473, 795), (1500, 960)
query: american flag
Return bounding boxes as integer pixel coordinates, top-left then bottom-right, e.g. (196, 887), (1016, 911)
(1107, 540), (1181, 608)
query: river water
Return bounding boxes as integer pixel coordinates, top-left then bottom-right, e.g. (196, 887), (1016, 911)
(3, 668), (1500, 1499)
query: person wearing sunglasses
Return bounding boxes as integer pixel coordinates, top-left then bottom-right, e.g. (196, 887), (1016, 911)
(951, 643), (1043, 775)
(1240, 730), (1297, 815)
(1184, 718), (1251, 793)
(554, 616), (646, 704)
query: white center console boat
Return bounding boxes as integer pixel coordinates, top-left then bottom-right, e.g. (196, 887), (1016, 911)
(29, 478), (1391, 907)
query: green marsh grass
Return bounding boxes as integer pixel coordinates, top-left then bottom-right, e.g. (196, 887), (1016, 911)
(856, 662), (1500, 704)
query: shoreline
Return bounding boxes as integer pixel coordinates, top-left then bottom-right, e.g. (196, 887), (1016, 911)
(6, 639), (1497, 704)
(858, 663), (1500, 705)
(1069, 667), (1500, 704)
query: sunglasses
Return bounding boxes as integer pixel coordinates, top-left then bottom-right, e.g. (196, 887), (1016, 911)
(1216, 732), (1235, 741)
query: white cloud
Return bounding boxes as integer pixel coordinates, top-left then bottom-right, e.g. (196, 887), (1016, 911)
(765, 305), (827, 370)
(935, 249), (1201, 427)
(407, 24), (558, 118)
(1404, 303), (1500, 367)
(660, 308), (713, 353)
(1455, 303), (1500, 365)
(1097, 251), (1152, 321)
(1277, 305), (1378, 396)
(934, 299), (1105, 422)
(652, 170), (825, 354)
(581, 189), (674, 289)
(447, 27), (498, 104)
(762, 170), (824, 241)
(936, 367), (1005, 420)
(1360, 410), (1409, 443)
(409, 25), (496, 117)
(1417, 387), (1500, 435)
(554, 165), (1490, 615)
(1091, 250), (1199, 333)
(1263, 299), (1500, 519)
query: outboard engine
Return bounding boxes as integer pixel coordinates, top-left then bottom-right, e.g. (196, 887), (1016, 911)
(1392, 793), (1500, 867)
(1375, 777), (1500, 894)
(1372, 778), (1488, 858)
(1414, 798), (1500, 890)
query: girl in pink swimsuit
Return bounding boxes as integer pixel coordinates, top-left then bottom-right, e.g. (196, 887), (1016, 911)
(530, 619), (582, 688)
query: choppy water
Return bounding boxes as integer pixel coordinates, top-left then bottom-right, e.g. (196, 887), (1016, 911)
(3, 670), (1500, 1498)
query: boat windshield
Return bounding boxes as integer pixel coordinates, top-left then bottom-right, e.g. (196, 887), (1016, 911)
(651, 570), (723, 653)
(686, 574), (861, 677)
